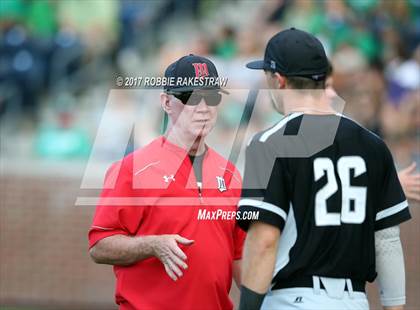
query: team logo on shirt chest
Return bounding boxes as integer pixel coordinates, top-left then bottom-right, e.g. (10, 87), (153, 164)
(216, 176), (227, 192)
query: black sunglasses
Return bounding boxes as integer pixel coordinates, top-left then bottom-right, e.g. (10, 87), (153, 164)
(168, 90), (222, 106)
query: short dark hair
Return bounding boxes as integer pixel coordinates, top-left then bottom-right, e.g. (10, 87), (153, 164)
(327, 60), (333, 77)
(286, 76), (325, 90)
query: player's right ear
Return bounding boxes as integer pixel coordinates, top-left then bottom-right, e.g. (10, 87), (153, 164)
(265, 71), (286, 90)
(160, 93), (172, 114)
(274, 72), (286, 89)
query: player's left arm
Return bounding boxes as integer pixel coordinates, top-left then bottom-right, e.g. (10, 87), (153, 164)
(374, 143), (412, 309)
(239, 221), (280, 310)
(375, 226), (406, 310)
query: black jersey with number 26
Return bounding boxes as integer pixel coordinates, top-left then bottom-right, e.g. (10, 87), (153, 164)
(237, 112), (411, 284)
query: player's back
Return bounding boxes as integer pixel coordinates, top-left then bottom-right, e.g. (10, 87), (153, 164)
(239, 113), (410, 285)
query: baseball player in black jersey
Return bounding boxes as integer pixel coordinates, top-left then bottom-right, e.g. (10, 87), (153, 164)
(237, 28), (411, 310)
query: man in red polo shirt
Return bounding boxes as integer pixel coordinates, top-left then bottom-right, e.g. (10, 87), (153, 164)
(89, 55), (245, 309)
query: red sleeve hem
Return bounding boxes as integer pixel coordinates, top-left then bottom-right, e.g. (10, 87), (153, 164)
(233, 253), (243, 260)
(88, 229), (128, 249)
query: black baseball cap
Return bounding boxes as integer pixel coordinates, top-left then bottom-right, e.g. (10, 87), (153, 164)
(164, 54), (228, 93)
(246, 28), (328, 81)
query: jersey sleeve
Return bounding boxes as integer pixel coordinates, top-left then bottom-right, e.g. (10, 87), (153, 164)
(375, 145), (411, 231)
(237, 139), (290, 232)
(88, 161), (146, 248)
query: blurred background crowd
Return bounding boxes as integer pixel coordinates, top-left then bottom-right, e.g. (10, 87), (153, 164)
(0, 0), (419, 166)
(0, 0), (419, 309)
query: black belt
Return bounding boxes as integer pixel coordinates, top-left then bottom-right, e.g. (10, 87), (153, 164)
(272, 275), (365, 293)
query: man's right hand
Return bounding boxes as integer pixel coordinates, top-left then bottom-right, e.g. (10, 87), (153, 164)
(398, 162), (420, 202)
(150, 234), (194, 281)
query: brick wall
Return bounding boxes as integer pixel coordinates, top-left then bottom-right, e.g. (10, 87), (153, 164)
(0, 170), (116, 309)
(0, 162), (418, 309)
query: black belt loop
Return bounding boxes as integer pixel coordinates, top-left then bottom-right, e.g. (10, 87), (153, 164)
(272, 275), (365, 293)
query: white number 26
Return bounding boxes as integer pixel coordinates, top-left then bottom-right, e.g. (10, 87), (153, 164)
(313, 156), (367, 226)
